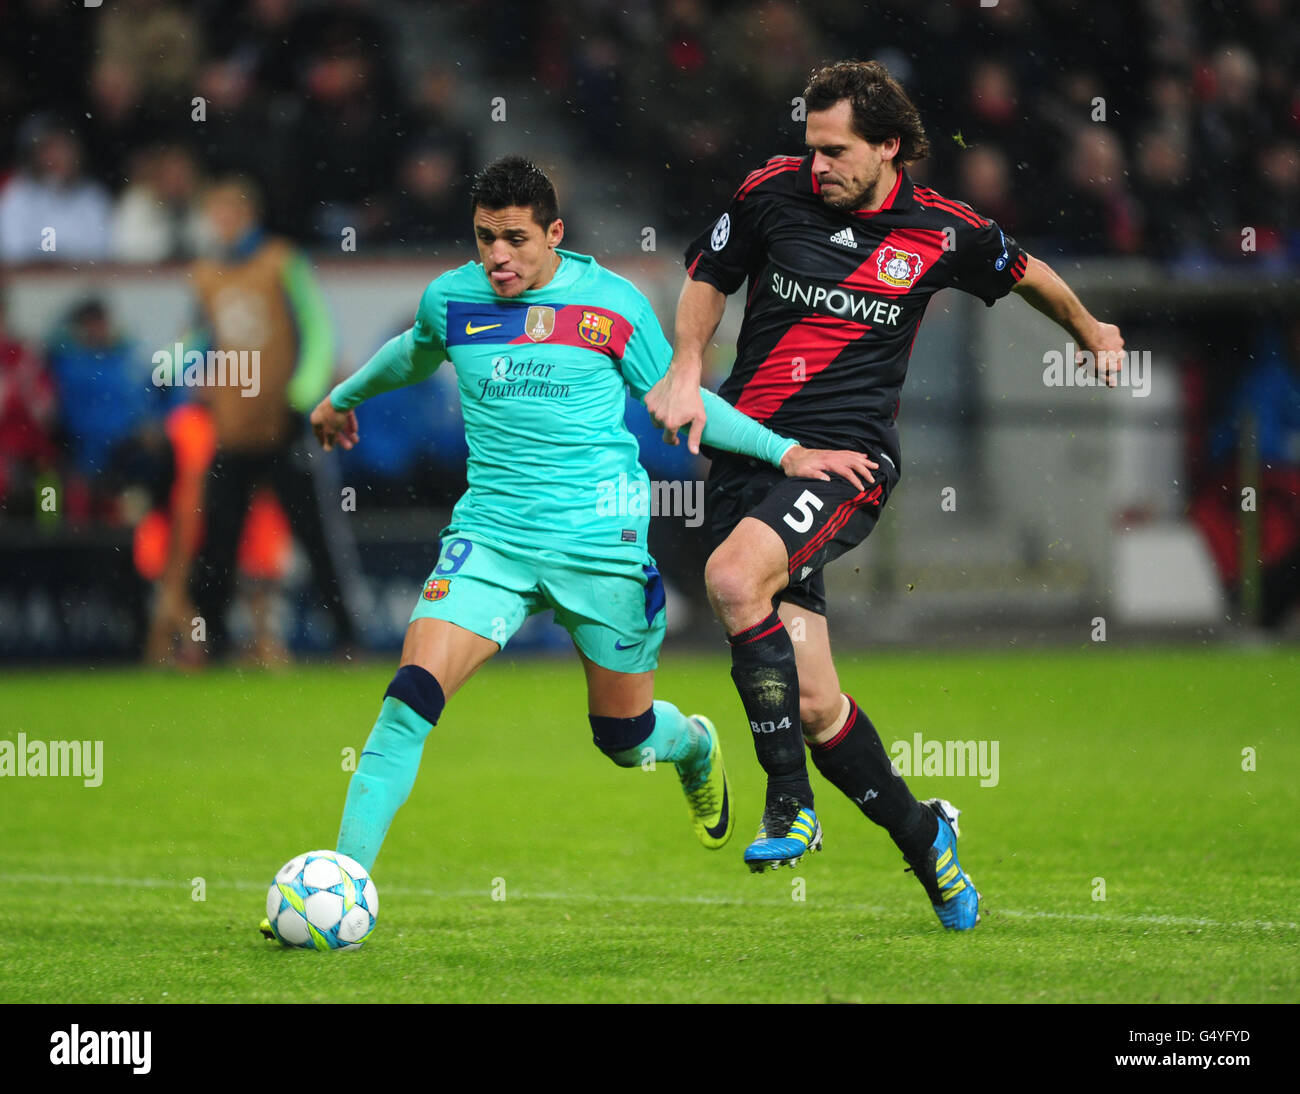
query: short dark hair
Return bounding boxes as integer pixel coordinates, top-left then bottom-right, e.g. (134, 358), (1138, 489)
(469, 155), (559, 228)
(804, 60), (931, 164)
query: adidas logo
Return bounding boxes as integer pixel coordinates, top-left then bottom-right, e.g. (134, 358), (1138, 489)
(829, 227), (857, 248)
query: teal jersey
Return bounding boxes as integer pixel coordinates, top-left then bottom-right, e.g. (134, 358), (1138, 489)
(331, 249), (794, 562)
(434, 250), (677, 559)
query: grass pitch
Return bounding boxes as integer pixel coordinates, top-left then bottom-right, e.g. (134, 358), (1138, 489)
(1, 646), (1295, 1003)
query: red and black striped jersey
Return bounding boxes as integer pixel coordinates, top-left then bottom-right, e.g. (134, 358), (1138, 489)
(685, 154), (1027, 467)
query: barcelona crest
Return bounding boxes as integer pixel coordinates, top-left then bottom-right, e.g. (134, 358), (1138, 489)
(422, 578), (451, 601)
(578, 310), (614, 348)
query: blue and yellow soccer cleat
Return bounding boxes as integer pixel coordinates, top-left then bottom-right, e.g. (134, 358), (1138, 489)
(259, 917), (276, 940)
(743, 795), (822, 872)
(678, 715), (733, 849)
(905, 798), (980, 930)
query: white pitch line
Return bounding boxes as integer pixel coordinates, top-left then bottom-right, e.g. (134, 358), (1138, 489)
(7, 873), (1296, 933)
(992, 907), (1299, 931)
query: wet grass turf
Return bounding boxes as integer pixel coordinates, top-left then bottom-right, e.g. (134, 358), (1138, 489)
(1, 646), (1295, 1002)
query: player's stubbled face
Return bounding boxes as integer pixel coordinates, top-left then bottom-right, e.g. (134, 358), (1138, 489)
(473, 205), (564, 297)
(806, 99), (891, 212)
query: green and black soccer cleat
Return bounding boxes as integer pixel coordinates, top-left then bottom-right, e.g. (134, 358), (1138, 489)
(678, 715), (734, 849)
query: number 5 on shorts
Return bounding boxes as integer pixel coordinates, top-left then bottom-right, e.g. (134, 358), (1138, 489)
(783, 490), (824, 533)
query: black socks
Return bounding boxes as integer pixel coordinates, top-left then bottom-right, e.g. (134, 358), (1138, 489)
(808, 695), (937, 859)
(728, 611), (814, 809)
(728, 618), (937, 857)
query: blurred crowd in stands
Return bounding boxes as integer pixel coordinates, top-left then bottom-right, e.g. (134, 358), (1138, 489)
(523, 0), (1298, 266)
(1, 0), (475, 261)
(1, 0), (1296, 265)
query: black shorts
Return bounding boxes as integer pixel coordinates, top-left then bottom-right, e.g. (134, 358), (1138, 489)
(706, 450), (900, 615)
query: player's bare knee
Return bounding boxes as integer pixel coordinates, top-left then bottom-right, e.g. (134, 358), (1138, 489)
(705, 548), (778, 626)
(704, 551), (742, 614)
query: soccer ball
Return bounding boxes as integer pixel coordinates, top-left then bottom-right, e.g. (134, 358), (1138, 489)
(265, 850), (378, 950)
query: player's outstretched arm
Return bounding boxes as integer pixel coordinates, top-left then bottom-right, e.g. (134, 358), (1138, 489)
(1012, 254), (1125, 386)
(310, 327), (445, 451)
(645, 276), (728, 453)
(694, 388), (878, 490)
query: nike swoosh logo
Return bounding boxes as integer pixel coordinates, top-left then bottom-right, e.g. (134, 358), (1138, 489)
(613, 639), (642, 650)
(465, 321), (502, 336)
(704, 778), (730, 840)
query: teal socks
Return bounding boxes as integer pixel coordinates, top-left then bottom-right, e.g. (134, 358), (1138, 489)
(604, 700), (710, 769)
(336, 696), (435, 872)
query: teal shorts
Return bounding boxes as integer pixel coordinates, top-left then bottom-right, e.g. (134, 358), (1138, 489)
(409, 529), (667, 673)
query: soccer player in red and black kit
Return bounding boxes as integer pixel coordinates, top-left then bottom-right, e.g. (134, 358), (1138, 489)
(647, 60), (1124, 929)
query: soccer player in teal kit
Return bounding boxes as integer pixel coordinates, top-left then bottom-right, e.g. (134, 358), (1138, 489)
(295, 157), (875, 882)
